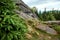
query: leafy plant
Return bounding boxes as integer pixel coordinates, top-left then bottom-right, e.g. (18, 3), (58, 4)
(52, 24), (60, 34)
(0, 0), (27, 40)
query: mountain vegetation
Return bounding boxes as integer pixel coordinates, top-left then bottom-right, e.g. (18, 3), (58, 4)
(0, 0), (60, 40)
(38, 9), (60, 21)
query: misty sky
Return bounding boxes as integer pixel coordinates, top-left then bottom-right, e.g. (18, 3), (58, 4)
(22, 0), (60, 11)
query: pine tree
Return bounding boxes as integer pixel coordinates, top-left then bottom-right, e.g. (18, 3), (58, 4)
(0, 0), (27, 40)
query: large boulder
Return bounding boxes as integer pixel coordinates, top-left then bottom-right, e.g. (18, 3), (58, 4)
(14, 0), (32, 13)
(36, 24), (57, 35)
(14, 0), (38, 18)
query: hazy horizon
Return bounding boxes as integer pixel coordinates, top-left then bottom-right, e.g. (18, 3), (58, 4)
(22, 0), (60, 11)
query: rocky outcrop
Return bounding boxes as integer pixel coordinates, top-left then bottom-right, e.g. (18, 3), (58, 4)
(36, 24), (57, 35)
(16, 10), (57, 35)
(14, 0), (38, 18)
(14, 0), (31, 13)
(14, 0), (57, 35)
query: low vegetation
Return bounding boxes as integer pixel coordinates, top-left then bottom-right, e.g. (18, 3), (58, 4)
(0, 0), (27, 40)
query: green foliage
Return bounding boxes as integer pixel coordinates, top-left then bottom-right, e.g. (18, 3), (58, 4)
(0, 0), (27, 40)
(0, 0), (16, 11)
(31, 7), (39, 17)
(31, 7), (37, 13)
(38, 10), (60, 21)
(52, 24), (60, 34)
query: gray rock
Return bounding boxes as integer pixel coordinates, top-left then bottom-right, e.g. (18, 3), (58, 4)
(14, 0), (32, 13)
(14, 0), (38, 18)
(36, 24), (57, 35)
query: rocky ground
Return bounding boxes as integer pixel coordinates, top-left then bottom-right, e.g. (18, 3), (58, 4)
(14, 0), (60, 40)
(16, 11), (60, 40)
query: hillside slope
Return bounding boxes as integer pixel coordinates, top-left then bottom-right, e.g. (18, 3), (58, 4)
(16, 10), (59, 40)
(15, 0), (60, 40)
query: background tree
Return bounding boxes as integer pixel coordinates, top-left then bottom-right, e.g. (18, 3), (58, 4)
(38, 9), (60, 21)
